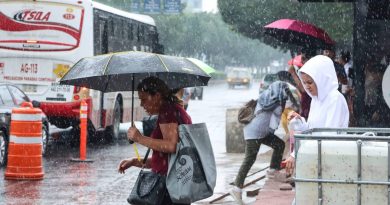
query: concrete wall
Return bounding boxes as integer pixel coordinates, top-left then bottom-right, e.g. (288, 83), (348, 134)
(226, 108), (245, 153)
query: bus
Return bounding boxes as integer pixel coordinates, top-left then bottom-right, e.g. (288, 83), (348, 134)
(0, 0), (164, 140)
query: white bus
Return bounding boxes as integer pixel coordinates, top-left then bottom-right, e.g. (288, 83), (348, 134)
(0, 0), (163, 140)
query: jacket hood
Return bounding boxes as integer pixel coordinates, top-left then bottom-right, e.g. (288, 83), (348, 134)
(299, 55), (338, 101)
(258, 81), (289, 111)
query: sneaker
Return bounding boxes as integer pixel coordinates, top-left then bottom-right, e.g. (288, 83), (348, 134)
(266, 168), (278, 178)
(229, 187), (244, 205)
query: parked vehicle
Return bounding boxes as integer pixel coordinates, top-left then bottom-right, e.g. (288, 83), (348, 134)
(0, 83), (49, 167)
(259, 73), (278, 93)
(190, 87), (204, 100)
(226, 68), (252, 89)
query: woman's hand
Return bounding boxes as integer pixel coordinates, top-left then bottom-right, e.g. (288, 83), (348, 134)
(128, 126), (143, 143)
(284, 156), (295, 175)
(118, 158), (137, 174)
(287, 111), (301, 121)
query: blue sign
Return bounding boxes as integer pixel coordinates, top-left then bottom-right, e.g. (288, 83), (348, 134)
(164, 0), (181, 14)
(144, 0), (161, 14)
(131, 0), (140, 13)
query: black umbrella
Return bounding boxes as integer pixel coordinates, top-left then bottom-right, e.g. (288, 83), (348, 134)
(60, 51), (210, 92)
(60, 51), (211, 124)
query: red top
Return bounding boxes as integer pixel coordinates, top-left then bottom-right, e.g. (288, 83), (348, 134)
(300, 91), (311, 120)
(150, 102), (192, 175)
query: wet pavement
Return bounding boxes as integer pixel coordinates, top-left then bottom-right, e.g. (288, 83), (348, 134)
(0, 81), (289, 204)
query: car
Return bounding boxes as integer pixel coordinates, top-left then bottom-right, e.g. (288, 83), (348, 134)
(189, 87), (203, 100)
(259, 73), (278, 93)
(226, 68), (252, 89)
(0, 83), (49, 167)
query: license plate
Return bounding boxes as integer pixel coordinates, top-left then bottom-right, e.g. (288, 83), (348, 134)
(22, 84), (37, 93)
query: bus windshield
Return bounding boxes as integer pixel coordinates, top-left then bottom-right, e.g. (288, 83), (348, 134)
(0, 1), (83, 51)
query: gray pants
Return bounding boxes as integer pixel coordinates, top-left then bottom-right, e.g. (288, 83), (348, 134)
(234, 133), (285, 187)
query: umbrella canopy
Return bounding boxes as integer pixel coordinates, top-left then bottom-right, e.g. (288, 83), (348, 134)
(187, 58), (217, 75)
(264, 19), (335, 49)
(60, 51), (211, 92)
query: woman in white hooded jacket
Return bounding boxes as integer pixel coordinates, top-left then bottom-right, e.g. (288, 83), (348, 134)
(285, 55), (349, 174)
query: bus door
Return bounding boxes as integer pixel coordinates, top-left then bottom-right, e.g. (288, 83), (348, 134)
(90, 16), (109, 129)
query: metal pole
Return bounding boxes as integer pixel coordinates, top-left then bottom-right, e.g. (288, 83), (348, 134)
(318, 140), (322, 205)
(388, 141), (390, 205)
(357, 140), (362, 205)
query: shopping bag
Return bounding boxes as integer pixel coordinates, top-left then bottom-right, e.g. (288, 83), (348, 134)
(166, 123), (216, 204)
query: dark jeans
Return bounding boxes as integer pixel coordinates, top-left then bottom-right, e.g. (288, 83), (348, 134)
(234, 133), (285, 187)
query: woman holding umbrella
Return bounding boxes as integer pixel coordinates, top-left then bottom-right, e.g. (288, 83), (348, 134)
(118, 77), (192, 205)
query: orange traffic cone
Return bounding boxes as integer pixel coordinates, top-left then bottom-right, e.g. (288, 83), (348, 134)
(5, 102), (44, 180)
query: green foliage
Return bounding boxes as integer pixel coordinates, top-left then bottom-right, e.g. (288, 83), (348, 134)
(210, 71), (227, 80)
(153, 13), (287, 70)
(94, 0), (290, 70)
(218, 0), (354, 50)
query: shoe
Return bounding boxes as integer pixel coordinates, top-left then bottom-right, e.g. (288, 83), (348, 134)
(266, 168), (278, 178)
(229, 187), (244, 205)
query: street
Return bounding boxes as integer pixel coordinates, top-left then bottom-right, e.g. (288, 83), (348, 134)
(0, 81), (274, 205)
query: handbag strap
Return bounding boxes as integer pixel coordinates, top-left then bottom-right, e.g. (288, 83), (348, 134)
(175, 108), (184, 125)
(143, 148), (151, 165)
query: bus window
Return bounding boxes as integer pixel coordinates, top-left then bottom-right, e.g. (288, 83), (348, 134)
(0, 85), (13, 106)
(8, 86), (29, 105)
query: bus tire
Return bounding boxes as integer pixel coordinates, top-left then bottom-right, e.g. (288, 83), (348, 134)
(106, 100), (121, 141)
(0, 130), (8, 167)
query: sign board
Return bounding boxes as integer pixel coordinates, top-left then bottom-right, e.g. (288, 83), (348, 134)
(131, 0), (140, 13)
(382, 65), (390, 108)
(164, 0), (181, 14)
(144, 0), (161, 14)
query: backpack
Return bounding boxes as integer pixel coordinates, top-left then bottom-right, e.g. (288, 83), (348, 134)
(238, 99), (258, 124)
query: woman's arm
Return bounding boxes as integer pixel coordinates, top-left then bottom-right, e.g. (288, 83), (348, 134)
(288, 65), (306, 93)
(118, 157), (152, 174)
(127, 123), (179, 153)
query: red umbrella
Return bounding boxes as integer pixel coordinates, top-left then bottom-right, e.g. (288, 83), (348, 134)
(264, 19), (335, 49)
(288, 55), (303, 67)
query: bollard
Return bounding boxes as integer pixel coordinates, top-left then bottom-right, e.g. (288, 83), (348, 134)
(5, 102), (44, 180)
(71, 99), (93, 162)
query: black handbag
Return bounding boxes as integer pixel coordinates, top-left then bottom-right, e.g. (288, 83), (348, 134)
(127, 149), (167, 205)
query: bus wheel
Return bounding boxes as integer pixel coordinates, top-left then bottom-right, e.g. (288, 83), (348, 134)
(41, 123), (49, 156)
(0, 131), (8, 167)
(106, 100), (121, 141)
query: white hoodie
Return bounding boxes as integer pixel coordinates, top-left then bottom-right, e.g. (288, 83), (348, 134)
(298, 55), (349, 129)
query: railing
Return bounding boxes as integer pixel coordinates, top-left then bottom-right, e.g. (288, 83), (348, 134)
(294, 127), (390, 205)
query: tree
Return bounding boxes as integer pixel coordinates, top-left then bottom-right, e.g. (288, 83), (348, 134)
(154, 13), (288, 71)
(218, 0), (354, 50)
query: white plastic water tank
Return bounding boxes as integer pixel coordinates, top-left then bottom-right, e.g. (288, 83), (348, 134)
(295, 140), (388, 205)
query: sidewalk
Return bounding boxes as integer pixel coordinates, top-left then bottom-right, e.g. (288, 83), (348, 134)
(253, 127), (295, 205)
(253, 174), (295, 205)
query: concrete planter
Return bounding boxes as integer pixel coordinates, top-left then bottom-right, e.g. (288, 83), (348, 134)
(226, 108), (246, 153)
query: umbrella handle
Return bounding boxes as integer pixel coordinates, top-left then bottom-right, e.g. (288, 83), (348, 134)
(128, 121), (135, 144)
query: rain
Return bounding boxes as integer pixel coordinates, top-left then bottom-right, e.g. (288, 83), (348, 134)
(1, 0), (390, 204)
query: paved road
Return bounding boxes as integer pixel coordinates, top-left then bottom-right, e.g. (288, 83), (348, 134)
(0, 81), (280, 204)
